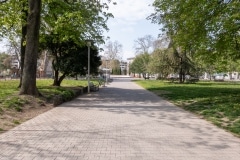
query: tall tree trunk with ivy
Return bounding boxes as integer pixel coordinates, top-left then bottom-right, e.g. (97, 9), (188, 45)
(20, 0), (41, 96)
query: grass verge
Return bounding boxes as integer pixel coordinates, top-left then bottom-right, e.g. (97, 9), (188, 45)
(135, 80), (240, 137)
(0, 79), (88, 132)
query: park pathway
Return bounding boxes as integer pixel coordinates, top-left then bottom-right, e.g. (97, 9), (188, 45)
(0, 77), (240, 160)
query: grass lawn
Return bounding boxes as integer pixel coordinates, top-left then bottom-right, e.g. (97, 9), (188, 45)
(0, 79), (88, 109)
(135, 80), (240, 137)
(0, 78), (88, 131)
(37, 79), (88, 101)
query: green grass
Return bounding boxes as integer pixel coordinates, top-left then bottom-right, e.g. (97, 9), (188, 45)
(13, 120), (21, 125)
(37, 79), (87, 101)
(3, 96), (28, 112)
(135, 80), (240, 137)
(0, 79), (88, 110)
(36, 79), (88, 87)
(0, 80), (20, 112)
(0, 80), (19, 100)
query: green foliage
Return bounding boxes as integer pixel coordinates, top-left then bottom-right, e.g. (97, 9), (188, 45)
(149, 48), (197, 79)
(55, 87), (74, 101)
(39, 86), (75, 101)
(56, 42), (101, 77)
(36, 79), (88, 87)
(108, 59), (121, 74)
(1, 0), (115, 95)
(0, 53), (11, 71)
(13, 120), (20, 124)
(136, 80), (240, 136)
(3, 97), (27, 112)
(0, 0), (25, 37)
(40, 37), (102, 86)
(148, 49), (169, 76)
(0, 107), (3, 114)
(130, 53), (150, 74)
(112, 67), (121, 75)
(61, 90), (74, 101)
(0, 79), (88, 112)
(41, 0), (114, 45)
(0, 80), (19, 100)
(1, 0), (114, 44)
(132, 47), (197, 81)
(149, 0), (240, 73)
(37, 79), (87, 99)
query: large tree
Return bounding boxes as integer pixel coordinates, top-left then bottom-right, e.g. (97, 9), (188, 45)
(39, 0), (114, 85)
(41, 37), (101, 86)
(129, 53), (150, 78)
(1, 0), (115, 96)
(148, 49), (172, 79)
(149, 0), (240, 70)
(134, 35), (155, 54)
(19, 0), (41, 95)
(104, 40), (123, 70)
(41, 0), (114, 45)
(104, 40), (123, 60)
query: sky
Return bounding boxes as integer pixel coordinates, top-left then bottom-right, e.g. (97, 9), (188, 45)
(103, 0), (161, 60)
(0, 38), (8, 52)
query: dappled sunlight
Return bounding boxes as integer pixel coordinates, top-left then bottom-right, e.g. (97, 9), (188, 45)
(0, 78), (240, 160)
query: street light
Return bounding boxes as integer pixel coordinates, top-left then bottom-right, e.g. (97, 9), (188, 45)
(105, 59), (108, 84)
(86, 40), (92, 94)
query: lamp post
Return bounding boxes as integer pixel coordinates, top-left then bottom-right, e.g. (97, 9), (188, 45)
(86, 40), (92, 94)
(105, 59), (108, 84)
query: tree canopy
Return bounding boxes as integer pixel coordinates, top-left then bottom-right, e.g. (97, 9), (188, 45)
(41, 0), (114, 45)
(0, 0), (115, 95)
(149, 0), (240, 59)
(41, 36), (101, 86)
(0, 53), (11, 72)
(144, 0), (239, 81)
(130, 53), (150, 77)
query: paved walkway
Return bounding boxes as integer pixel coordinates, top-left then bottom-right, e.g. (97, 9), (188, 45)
(0, 77), (240, 160)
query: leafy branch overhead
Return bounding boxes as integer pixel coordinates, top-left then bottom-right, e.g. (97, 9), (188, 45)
(0, 0), (116, 95)
(41, 0), (115, 44)
(138, 0), (239, 82)
(149, 0), (239, 57)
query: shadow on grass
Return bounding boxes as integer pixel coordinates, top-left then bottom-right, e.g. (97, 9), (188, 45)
(140, 83), (240, 136)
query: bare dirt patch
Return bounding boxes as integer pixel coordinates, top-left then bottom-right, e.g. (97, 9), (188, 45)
(0, 95), (53, 133)
(0, 86), (85, 134)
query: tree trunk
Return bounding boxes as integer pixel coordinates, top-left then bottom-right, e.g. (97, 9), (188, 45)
(19, 25), (27, 88)
(18, 0), (28, 88)
(43, 51), (49, 77)
(179, 57), (183, 83)
(53, 69), (60, 86)
(58, 74), (66, 86)
(53, 72), (66, 86)
(19, 0), (41, 96)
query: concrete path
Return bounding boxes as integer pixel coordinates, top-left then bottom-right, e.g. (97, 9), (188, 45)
(0, 77), (240, 160)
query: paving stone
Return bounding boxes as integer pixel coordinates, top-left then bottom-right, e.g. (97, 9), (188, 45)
(0, 77), (239, 160)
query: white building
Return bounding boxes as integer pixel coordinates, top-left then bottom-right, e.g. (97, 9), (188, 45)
(126, 57), (135, 75)
(120, 61), (127, 75)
